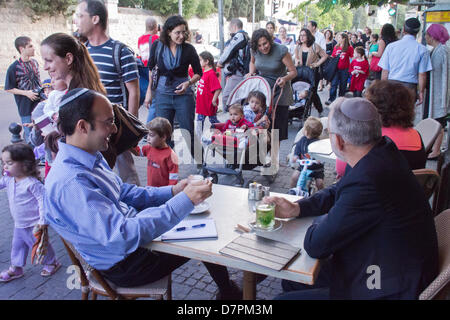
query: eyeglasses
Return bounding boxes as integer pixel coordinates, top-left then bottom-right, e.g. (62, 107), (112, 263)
(171, 31), (188, 37)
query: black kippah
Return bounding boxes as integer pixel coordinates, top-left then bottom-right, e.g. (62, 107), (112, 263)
(405, 18), (421, 33)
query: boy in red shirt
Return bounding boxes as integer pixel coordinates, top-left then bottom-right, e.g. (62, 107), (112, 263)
(136, 117), (178, 187)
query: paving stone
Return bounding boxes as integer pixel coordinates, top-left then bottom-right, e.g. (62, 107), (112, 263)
(187, 288), (212, 300)
(184, 277), (198, 287)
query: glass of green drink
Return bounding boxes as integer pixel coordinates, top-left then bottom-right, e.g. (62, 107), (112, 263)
(255, 202), (275, 230)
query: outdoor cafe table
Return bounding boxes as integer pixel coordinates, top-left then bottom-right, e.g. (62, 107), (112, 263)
(145, 184), (320, 300)
(307, 138), (337, 165)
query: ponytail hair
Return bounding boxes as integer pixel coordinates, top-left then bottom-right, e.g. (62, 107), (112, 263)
(41, 33), (106, 95)
(355, 46), (367, 60)
(199, 51), (219, 77)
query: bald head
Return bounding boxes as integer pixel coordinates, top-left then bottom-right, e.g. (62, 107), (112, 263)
(146, 17), (158, 33)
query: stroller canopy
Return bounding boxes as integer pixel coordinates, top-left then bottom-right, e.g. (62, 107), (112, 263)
(292, 66), (316, 89)
(226, 76), (273, 108)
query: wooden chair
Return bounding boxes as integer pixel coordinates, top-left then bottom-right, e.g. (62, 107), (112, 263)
(413, 169), (440, 213)
(61, 238), (171, 300)
(419, 209), (450, 300)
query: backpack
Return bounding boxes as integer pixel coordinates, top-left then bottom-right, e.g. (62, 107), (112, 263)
(227, 31), (251, 76)
(111, 40), (146, 108)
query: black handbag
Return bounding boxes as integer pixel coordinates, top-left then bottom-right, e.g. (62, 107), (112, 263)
(151, 40), (163, 91)
(101, 104), (149, 169)
(322, 54), (340, 82)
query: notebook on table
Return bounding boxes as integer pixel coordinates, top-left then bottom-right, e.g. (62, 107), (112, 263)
(161, 218), (218, 242)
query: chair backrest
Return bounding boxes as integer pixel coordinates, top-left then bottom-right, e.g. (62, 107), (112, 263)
(61, 237), (122, 300)
(413, 169), (440, 201)
(419, 209), (450, 300)
(415, 118), (442, 153)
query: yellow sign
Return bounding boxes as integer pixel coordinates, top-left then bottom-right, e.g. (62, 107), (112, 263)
(426, 11), (450, 23)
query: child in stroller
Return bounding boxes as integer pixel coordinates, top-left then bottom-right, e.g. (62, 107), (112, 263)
(243, 90), (270, 129)
(288, 66), (316, 125)
(288, 116), (325, 196)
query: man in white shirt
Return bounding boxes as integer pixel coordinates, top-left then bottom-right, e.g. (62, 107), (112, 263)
(308, 20), (326, 50)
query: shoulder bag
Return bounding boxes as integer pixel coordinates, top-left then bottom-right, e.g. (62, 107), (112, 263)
(370, 55), (382, 72)
(322, 53), (340, 82)
(151, 40), (163, 91)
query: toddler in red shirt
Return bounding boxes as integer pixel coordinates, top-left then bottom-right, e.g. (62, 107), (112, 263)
(136, 117), (179, 187)
(349, 47), (369, 97)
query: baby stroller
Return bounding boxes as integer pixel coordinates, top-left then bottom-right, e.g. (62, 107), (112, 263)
(288, 66), (316, 126)
(201, 76), (278, 186)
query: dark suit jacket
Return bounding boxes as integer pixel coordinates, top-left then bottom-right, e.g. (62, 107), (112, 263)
(298, 137), (438, 299)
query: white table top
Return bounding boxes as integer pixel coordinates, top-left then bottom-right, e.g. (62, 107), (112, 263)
(308, 138), (337, 164)
(146, 184), (320, 285)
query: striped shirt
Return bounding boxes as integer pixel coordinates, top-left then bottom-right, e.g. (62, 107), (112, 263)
(87, 38), (139, 104)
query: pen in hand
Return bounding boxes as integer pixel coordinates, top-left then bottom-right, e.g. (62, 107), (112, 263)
(175, 224), (206, 232)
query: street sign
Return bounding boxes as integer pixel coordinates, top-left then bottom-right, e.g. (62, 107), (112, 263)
(426, 11), (450, 22)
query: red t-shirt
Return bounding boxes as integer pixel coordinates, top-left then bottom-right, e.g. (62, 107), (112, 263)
(382, 127), (422, 151)
(138, 34), (159, 67)
(349, 59), (369, 92)
(332, 45), (354, 70)
(221, 118), (254, 132)
(137, 145), (179, 187)
(196, 69), (222, 116)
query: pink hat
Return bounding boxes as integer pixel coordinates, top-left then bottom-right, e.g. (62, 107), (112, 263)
(427, 24), (449, 45)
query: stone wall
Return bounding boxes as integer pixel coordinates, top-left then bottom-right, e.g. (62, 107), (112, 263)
(0, 0), (258, 85)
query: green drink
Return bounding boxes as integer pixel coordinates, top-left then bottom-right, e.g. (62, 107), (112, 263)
(256, 202), (275, 230)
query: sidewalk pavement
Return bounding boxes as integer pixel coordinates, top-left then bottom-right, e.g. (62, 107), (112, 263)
(0, 89), (439, 300)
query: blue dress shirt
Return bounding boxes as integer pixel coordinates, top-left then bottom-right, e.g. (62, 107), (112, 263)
(378, 35), (432, 84)
(44, 142), (194, 270)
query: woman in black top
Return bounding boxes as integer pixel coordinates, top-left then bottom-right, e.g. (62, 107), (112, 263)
(319, 29), (336, 91)
(145, 15), (203, 165)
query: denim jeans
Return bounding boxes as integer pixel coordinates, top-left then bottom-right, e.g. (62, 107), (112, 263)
(20, 115), (32, 144)
(146, 100), (157, 124)
(154, 92), (202, 164)
(329, 69), (349, 102)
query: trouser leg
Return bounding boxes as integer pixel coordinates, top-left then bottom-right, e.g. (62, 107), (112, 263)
(11, 227), (35, 268)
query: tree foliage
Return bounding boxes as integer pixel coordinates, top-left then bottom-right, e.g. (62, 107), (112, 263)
(21, 0), (76, 18)
(297, 0), (410, 15)
(119, 0), (264, 21)
(290, 2), (353, 32)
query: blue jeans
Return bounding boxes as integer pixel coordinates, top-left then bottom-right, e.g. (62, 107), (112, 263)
(146, 100), (157, 124)
(20, 115), (32, 144)
(329, 69), (349, 102)
(154, 93), (202, 164)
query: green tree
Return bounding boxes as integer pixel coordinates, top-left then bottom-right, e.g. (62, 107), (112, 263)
(290, 3), (353, 32)
(352, 6), (367, 31)
(296, 0), (410, 15)
(20, 0), (76, 18)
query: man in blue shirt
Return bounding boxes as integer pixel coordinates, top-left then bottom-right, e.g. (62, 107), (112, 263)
(44, 88), (241, 299)
(378, 18), (432, 105)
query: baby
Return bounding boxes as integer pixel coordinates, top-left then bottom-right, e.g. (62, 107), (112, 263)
(221, 104), (254, 132)
(243, 91), (269, 129)
(43, 78), (67, 121)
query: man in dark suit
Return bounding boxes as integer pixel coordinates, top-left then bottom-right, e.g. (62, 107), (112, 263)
(270, 97), (438, 300)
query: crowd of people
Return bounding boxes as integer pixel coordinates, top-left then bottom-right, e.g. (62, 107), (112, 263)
(1, 0), (449, 300)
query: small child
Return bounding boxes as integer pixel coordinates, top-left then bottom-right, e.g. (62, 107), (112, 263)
(136, 117), (179, 187)
(0, 143), (60, 282)
(221, 104), (254, 132)
(196, 51), (222, 138)
(349, 47), (369, 97)
(243, 91), (269, 129)
(43, 78), (67, 120)
(289, 117), (325, 190)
